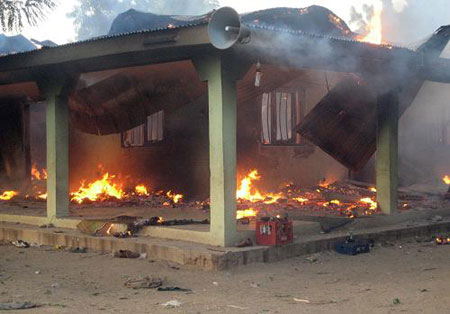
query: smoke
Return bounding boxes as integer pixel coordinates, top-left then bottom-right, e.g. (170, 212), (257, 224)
(349, 3), (377, 35)
(382, 0), (450, 187)
(381, 0), (450, 45)
(391, 0), (408, 13)
(241, 3), (450, 188)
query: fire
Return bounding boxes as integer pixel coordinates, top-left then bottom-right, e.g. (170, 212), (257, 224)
(71, 173), (125, 204)
(359, 197), (378, 210)
(31, 164), (47, 181)
(135, 184), (149, 196)
(166, 191), (183, 204)
(360, 0), (383, 45)
(236, 208), (257, 219)
(237, 170), (262, 201)
(37, 193), (47, 200)
(370, 187), (377, 192)
(236, 170), (283, 204)
(318, 178), (333, 188)
(0, 191), (18, 201)
(293, 197), (308, 203)
(443, 176), (450, 185)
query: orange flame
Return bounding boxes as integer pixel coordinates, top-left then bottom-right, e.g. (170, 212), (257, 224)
(135, 184), (149, 196)
(0, 191), (18, 201)
(70, 173), (125, 204)
(443, 175), (450, 185)
(293, 197), (308, 203)
(360, 0), (383, 44)
(166, 191), (183, 204)
(236, 208), (257, 219)
(37, 193), (47, 200)
(236, 170), (283, 204)
(360, 197), (377, 210)
(31, 164), (47, 181)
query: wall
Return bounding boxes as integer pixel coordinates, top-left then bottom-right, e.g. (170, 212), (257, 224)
(27, 68), (353, 200)
(237, 69), (349, 191)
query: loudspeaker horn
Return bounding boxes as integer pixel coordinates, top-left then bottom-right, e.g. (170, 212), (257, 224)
(208, 7), (250, 50)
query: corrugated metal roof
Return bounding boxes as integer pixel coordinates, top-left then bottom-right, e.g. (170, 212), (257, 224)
(245, 23), (414, 53)
(0, 20), (208, 59)
(0, 5), (417, 61)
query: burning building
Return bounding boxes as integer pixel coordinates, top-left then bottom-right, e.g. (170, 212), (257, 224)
(0, 6), (449, 247)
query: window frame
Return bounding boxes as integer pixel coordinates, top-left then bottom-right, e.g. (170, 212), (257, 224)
(121, 110), (165, 148)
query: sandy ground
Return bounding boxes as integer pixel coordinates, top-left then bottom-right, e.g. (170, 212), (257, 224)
(1, 238), (450, 314)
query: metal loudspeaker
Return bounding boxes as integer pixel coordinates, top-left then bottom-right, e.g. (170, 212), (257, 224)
(208, 7), (250, 50)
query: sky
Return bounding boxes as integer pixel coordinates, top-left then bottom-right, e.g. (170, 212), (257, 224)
(13, 0), (374, 44)
(8, 0), (446, 45)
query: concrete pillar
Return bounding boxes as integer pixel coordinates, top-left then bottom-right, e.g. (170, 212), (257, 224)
(37, 76), (76, 221)
(194, 54), (250, 246)
(376, 92), (399, 214)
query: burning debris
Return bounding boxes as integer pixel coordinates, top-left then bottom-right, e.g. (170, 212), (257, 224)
(435, 236), (450, 245)
(443, 176), (450, 185)
(444, 176), (450, 200)
(235, 169), (380, 219)
(68, 168), (185, 206)
(1, 164), (447, 220)
(0, 164), (186, 207)
(71, 172), (126, 204)
(0, 190), (18, 201)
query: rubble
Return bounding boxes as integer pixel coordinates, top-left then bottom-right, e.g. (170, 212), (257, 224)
(0, 302), (39, 311)
(124, 276), (163, 289)
(12, 240), (29, 248)
(161, 300), (182, 308)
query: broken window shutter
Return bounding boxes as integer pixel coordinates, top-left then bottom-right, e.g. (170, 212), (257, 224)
(261, 93), (271, 144)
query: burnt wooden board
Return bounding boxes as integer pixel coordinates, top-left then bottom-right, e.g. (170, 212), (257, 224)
(295, 78), (376, 171)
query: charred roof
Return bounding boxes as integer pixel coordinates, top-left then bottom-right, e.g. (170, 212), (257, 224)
(108, 6), (355, 39)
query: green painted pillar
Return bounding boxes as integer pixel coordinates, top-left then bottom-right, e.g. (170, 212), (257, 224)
(376, 92), (399, 214)
(38, 76), (76, 221)
(194, 54), (250, 246)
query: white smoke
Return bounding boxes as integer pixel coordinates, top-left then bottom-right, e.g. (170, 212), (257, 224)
(391, 0), (408, 12)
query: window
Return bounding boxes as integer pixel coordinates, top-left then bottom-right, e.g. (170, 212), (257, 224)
(261, 91), (304, 145)
(122, 110), (164, 147)
(147, 110), (164, 143)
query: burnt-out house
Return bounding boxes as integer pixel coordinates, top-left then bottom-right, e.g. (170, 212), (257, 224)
(0, 6), (449, 247)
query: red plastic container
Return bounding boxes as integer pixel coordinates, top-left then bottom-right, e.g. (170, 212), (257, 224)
(255, 218), (293, 246)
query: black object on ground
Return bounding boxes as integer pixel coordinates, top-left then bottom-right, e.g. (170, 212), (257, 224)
(69, 247), (87, 253)
(113, 250), (140, 258)
(157, 287), (192, 292)
(334, 237), (370, 255)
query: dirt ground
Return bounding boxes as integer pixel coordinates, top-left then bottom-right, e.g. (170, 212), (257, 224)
(1, 238), (450, 314)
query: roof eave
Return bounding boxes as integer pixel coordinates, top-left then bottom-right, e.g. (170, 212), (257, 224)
(0, 24), (211, 85)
